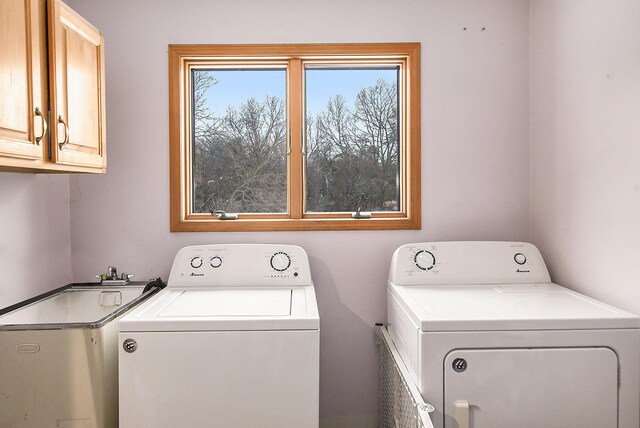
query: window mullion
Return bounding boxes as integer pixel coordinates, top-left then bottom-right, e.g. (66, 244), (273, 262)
(288, 58), (304, 220)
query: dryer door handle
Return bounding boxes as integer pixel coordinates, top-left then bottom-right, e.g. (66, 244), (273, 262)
(453, 400), (470, 428)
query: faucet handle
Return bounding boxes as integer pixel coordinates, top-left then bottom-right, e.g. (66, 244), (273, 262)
(107, 266), (117, 280)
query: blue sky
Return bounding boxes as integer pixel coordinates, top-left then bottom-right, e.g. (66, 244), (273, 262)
(305, 68), (398, 114)
(200, 67), (398, 116)
(201, 69), (286, 115)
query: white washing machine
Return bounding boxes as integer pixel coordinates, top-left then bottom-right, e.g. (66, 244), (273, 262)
(118, 244), (319, 428)
(387, 241), (640, 428)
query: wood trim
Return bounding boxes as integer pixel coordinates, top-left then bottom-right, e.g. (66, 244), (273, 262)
(172, 217), (420, 232)
(168, 43), (421, 58)
(97, 30), (106, 165)
(183, 58), (193, 219)
(33, 0), (48, 161)
(169, 45), (183, 231)
(0, 160), (105, 173)
(303, 212), (405, 219)
(169, 43), (421, 232)
(186, 213), (290, 221)
(407, 43), (421, 228)
(288, 58), (303, 219)
(25, 0), (35, 146)
(47, 0), (62, 163)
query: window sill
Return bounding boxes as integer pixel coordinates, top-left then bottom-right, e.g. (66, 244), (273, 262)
(170, 216), (421, 232)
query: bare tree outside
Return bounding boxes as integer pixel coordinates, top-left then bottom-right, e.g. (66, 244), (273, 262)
(192, 69), (287, 214)
(306, 76), (399, 212)
(191, 68), (399, 214)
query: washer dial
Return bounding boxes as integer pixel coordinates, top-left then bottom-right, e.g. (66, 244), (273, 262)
(190, 256), (203, 268)
(210, 256), (223, 268)
(270, 252), (291, 272)
(414, 250), (436, 271)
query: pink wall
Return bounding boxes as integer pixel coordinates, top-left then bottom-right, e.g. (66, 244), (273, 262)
(66, 0), (531, 425)
(0, 173), (72, 307)
(530, 0), (640, 316)
(0, 0), (640, 427)
(2, 0), (637, 423)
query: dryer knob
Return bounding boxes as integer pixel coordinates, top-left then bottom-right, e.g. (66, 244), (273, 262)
(415, 250), (436, 271)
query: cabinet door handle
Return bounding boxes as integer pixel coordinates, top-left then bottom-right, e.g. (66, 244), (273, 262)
(58, 115), (69, 150)
(34, 107), (47, 146)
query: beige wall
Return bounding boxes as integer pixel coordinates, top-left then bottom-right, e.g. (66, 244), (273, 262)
(530, 0), (640, 316)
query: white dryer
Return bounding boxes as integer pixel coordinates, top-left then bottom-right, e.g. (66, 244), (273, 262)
(387, 241), (639, 428)
(118, 244), (319, 428)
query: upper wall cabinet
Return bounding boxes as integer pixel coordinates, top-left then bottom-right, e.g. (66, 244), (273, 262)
(0, 0), (47, 163)
(0, 0), (106, 173)
(48, 0), (105, 171)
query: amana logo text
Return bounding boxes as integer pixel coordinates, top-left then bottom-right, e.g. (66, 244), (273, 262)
(516, 269), (530, 273)
(16, 344), (40, 353)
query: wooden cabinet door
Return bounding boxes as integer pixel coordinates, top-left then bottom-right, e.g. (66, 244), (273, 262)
(0, 0), (47, 162)
(48, 0), (106, 171)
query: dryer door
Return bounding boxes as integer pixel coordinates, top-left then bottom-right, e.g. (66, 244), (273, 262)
(443, 347), (617, 428)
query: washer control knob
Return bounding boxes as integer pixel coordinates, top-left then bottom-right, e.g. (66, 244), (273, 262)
(270, 252), (291, 272)
(190, 256), (203, 269)
(210, 256), (223, 268)
(415, 250), (436, 271)
(514, 253), (527, 265)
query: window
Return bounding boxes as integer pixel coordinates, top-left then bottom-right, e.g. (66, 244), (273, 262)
(169, 43), (420, 231)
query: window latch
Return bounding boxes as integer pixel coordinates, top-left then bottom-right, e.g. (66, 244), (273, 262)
(352, 195), (372, 219)
(352, 209), (372, 219)
(211, 210), (238, 220)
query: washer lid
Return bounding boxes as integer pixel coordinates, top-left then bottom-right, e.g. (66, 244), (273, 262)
(389, 283), (640, 331)
(158, 289), (292, 317)
(119, 286), (319, 332)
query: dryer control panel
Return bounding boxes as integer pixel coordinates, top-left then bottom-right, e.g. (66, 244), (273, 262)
(388, 241), (551, 286)
(168, 244), (312, 287)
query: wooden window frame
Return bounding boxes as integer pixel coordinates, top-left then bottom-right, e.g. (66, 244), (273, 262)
(169, 43), (421, 232)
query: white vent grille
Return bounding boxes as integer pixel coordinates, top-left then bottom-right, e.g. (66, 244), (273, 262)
(378, 325), (434, 428)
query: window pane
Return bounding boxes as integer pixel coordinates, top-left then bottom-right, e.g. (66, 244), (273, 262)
(191, 68), (287, 214)
(305, 67), (400, 213)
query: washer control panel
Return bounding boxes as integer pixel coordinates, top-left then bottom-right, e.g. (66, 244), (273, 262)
(389, 241), (551, 286)
(191, 255), (224, 269)
(168, 244), (312, 287)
